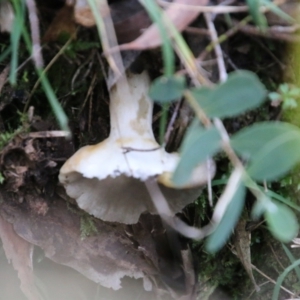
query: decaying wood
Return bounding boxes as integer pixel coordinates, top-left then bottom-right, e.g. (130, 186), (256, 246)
(0, 214), (40, 300)
(0, 195), (154, 291)
(0, 188), (196, 299)
(233, 218), (260, 292)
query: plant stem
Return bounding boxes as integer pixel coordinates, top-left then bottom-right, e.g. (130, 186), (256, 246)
(141, 0), (175, 77)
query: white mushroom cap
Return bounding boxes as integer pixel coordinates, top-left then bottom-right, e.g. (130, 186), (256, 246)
(60, 137), (178, 182)
(59, 144), (214, 223)
(59, 71), (215, 224)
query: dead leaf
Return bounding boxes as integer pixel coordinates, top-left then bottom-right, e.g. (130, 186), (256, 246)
(0, 65), (9, 93)
(233, 218), (260, 292)
(0, 214), (40, 300)
(0, 194), (156, 291)
(117, 0), (209, 51)
(0, 134), (63, 193)
(73, 0), (96, 27)
(43, 5), (77, 42)
(26, 192), (49, 216)
(73, 0), (208, 49)
(266, 1), (300, 26)
(0, 1), (14, 33)
(110, 0), (151, 44)
(0, 188), (197, 298)
(24, 139), (39, 161)
(3, 165), (28, 192)
(181, 249), (196, 297)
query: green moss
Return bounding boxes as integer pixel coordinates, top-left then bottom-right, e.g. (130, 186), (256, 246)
(66, 203), (98, 239)
(282, 99), (300, 128)
(0, 111), (30, 150)
(279, 43), (300, 204)
(80, 214), (98, 239)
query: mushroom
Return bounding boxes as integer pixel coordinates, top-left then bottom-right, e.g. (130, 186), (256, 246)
(59, 71), (215, 224)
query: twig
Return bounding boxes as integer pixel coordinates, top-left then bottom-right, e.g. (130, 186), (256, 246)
(252, 36), (286, 70)
(268, 242), (285, 270)
(157, 0), (249, 14)
(21, 131), (70, 139)
(199, 16), (252, 61)
(145, 177), (213, 239)
(238, 22), (300, 43)
(24, 34), (75, 112)
(173, 42), (211, 87)
(251, 264), (295, 297)
(164, 100), (181, 145)
(88, 76), (94, 133)
(207, 159), (213, 207)
(0, 65), (9, 93)
(27, 106), (34, 122)
(211, 167), (243, 223)
(145, 168), (244, 241)
(213, 118), (244, 168)
(185, 27), (210, 36)
(213, 119), (270, 203)
(246, 281), (271, 299)
(79, 71), (97, 115)
(223, 52), (238, 70)
(87, 0), (121, 77)
(204, 12), (227, 82)
(25, 0), (43, 69)
(184, 90), (212, 127)
(71, 50), (96, 91)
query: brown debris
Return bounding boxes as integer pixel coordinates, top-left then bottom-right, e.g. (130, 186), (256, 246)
(3, 165), (28, 193)
(0, 65), (9, 93)
(110, 0), (152, 44)
(0, 123), (196, 298)
(233, 218), (260, 292)
(0, 1), (14, 33)
(0, 128), (71, 192)
(0, 214), (40, 300)
(0, 192), (196, 298)
(43, 5), (77, 43)
(117, 0), (209, 51)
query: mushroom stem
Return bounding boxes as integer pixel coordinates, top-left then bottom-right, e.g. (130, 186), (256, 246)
(109, 72), (156, 143)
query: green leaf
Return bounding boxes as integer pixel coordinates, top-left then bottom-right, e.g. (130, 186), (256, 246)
(0, 46), (11, 63)
(37, 69), (70, 133)
(282, 243), (300, 282)
(247, 135), (300, 180)
(283, 98), (297, 110)
(231, 122), (300, 180)
(246, 0), (267, 30)
(265, 190), (300, 213)
(279, 83), (289, 94)
(251, 199), (266, 220)
(261, 0), (295, 24)
(265, 203), (299, 242)
(140, 0), (175, 76)
(272, 258), (300, 300)
(149, 75), (186, 103)
(268, 92), (281, 102)
(9, 0), (25, 85)
(191, 71), (266, 118)
(250, 194), (281, 220)
(206, 183), (246, 253)
(172, 124), (221, 186)
(289, 87), (300, 97)
(231, 122), (300, 157)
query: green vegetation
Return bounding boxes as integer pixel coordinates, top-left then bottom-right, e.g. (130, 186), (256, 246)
(1, 0), (300, 298)
(80, 214), (98, 240)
